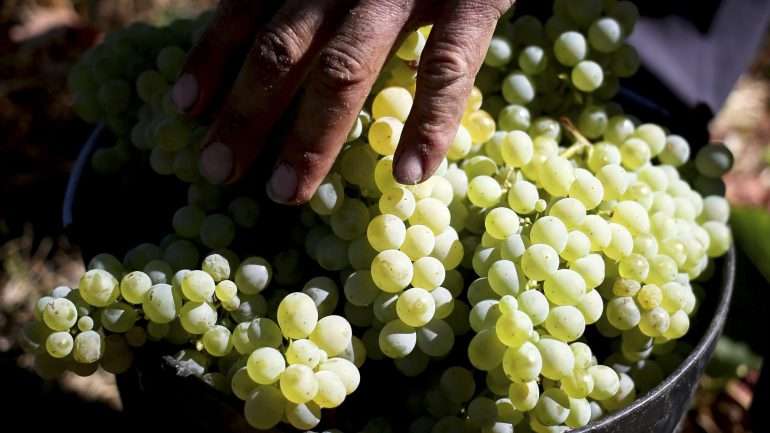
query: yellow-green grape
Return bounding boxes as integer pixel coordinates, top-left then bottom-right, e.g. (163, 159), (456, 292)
(502, 341), (542, 383)
(179, 301), (217, 334)
(562, 369), (595, 399)
(430, 287), (455, 320)
(412, 256), (445, 289)
(231, 367), (257, 400)
(639, 307), (670, 337)
(280, 364), (319, 404)
(537, 337), (574, 380)
(371, 249), (414, 293)
(606, 297), (641, 331)
(42, 298), (78, 331)
(613, 278), (641, 298)
(302, 276), (339, 317)
(468, 175), (502, 208)
(214, 280), (237, 302)
(468, 329), (506, 371)
(539, 156), (575, 197)
(79, 269), (120, 307)
(550, 199), (586, 230)
(664, 310), (690, 339)
(518, 290), (549, 326)
(561, 230), (591, 262)
(373, 292), (398, 323)
(348, 237), (378, 271)
(634, 124), (666, 156)
(76, 316), (94, 332)
(470, 299), (500, 331)
(612, 200), (651, 235)
(554, 31), (587, 66)
(647, 254), (678, 285)
(234, 256), (271, 295)
(565, 396), (592, 428)
(604, 223), (634, 260)
(496, 310), (533, 348)
(285, 401), (322, 430)
(310, 173), (345, 215)
(101, 302), (138, 333)
(507, 180), (539, 214)
(343, 270), (379, 307)
(660, 282), (688, 313)
(659, 135), (691, 167)
(410, 198), (451, 235)
(588, 365), (620, 400)
(597, 164), (629, 202)
(310, 315), (352, 357)
(530, 216), (569, 253)
(232, 322), (257, 354)
(637, 284), (662, 310)
(142, 283), (179, 324)
(396, 288), (436, 327)
(485, 208), (520, 240)
(202, 325), (232, 357)
(314, 370), (347, 408)
(440, 366), (476, 404)
(488, 260), (520, 297)
(465, 110), (497, 144)
(368, 117), (403, 156)
(379, 319), (417, 359)
(401, 225), (435, 260)
(120, 271), (152, 304)
(330, 198), (369, 241)
(73, 330), (103, 364)
(244, 385), (285, 430)
(509, 381), (540, 412)
(430, 176), (454, 205)
(534, 388), (570, 426)
(447, 124), (473, 160)
(373, 86), (412, 122)
(46, 332), (74, 358)
(577, 289), (604, 325)
(286, 339), (323, 368)
(570, 168), (605, 210)
(181, 270), (215, 302)
(374, 156), (398, 193)
(277, 292), (319, 339)
(544, 269), (586, 306)
(545, 306), (586, 342)
(318, 358), (360, 394)
(521, 244), (559, 281)
(571, 60), (604, 92)
(620, 138), (651, 170)
(396, 30), (426, 61)
(570, 253), (606, 289)
(379, 186), (416, 220)
(703, 221), (731, 257)
(201, 254), (230, 283)
(501, 131), (534, 168)
(367, 214), (407, 252)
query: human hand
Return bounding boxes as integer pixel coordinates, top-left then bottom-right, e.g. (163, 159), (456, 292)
(173, 0), (515, 204)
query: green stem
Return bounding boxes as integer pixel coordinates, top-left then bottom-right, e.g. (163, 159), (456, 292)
(559, 117), (593, 159)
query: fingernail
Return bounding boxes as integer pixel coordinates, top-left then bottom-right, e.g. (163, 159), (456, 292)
(266, 162), (297, 204)
(200, 142), (233, 184)
(172, 74), (198, 112)
(394, 151), (424, 185)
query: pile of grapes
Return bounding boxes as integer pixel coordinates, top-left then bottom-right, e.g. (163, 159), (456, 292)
(23, 1), (735, 432)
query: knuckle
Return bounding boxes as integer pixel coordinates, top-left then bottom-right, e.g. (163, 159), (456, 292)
(419, 43), (470, 93)
(251, 25), (304, 76)
(316, 44), (372, 93)
(461, 0), (515, 20)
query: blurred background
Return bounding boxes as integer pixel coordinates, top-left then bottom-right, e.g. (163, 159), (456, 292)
(0, 1), (767, 432)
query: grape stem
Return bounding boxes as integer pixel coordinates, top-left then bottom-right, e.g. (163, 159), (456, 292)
(559, 117), (593, 159)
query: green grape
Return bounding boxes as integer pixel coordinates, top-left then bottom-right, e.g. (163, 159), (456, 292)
(486, 36), (514, 67)
(695, 143), (734, 178)
(539, 155), (575, 197)
(120, 271), (152, 304)
(79, 269), (120, 307)
(101, 302), (138, 333)
(417, 318), (455, 357)
(231, 293), (267, 322)
(659, 135), (690, 167)
(497, 310), (534, 348)
(534, 388), (570, 426)
(228, 196), (259, 228)
(589, 365), (620, 400)
(578, 105), (608, 139)
(502, 341), (542, 383)
(488, 260), (520, 297)
(302, 276), (339, 317)
(468, 329), (506, 371)
(412, 256), (445, 289)
(367, 214), (406, 252)
(400, 225), (435, 260)
(202, 253), (230, 282)
(507, 181), (539, 214)
(316, 234), (350, 271)
(554, 31), (587, 66)
(331, 198), (369, 240)
(379, 319), (416, 359)
(244, 385), (285, 430)
(46, 332), (74, 358)
(155, 117), (191, 152)
(179, 301), (217, 334)
(318, 358), (360, 395)
(311, 174), (345, 215)
(440, 366), (476, 404)
(181, 269), (215, 302)
(142, 283), (179, 324)
(73, 330), (103, 364)
(470, 299), (501, 332)
(611, 44), (640, 77)
(172, 205), (204, 239)
(572, 61), (604, 92)
(143, 259), (172, 284)
(639, 306), (671, 337)
(498, 104), (531, 132)
(509, 381), (539, 412)
(310, 315), (352, 357)
(199, 214), (235, 250)
(521, 244), (559, 281)
(278, 292), (319, 339)
(604, 223), (633, 260)
(97, 79), (131, 114)
(156, 46), (185, 81)
(562, 369), (595, 399)
(371, 249), (414, 293)
(343, 270), (378, 307)
(485, 208), (520, 241)
(247, 317), (283, 348)
(610, 1), (640, 33)
(234, 257), (271, 294)
(565, 397), (592, 428)
(77, 316), (94, 332)
(577, 289), (604, 324)
(373, 86), (412, 121)
(588, 17), (623, 53)
(544, 269), (586, 306)
(570, 253), (606, 289)
(202, 325), (232, 356)
(368, 117), (403, 156)
(606, 297), (641, 330)
(634, 124), (667, 156)
(409, 198), (451, 235)
(163, 239), (200, 270)
(537, 337), (574, 380)
(544, 305), (585, 341)
(314, 370), (347, 408)
(502, 72), (536, 105)
(42, 298), (78, 331)
(519, 45), (548, 75)
(88, 253), (125, 277)
(531, 216), (569, 253)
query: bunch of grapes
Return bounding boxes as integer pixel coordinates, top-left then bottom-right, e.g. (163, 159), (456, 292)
(26, 0), (736, 432)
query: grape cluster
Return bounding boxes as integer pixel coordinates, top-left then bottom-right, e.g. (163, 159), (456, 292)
(27, 1), (736, 432)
